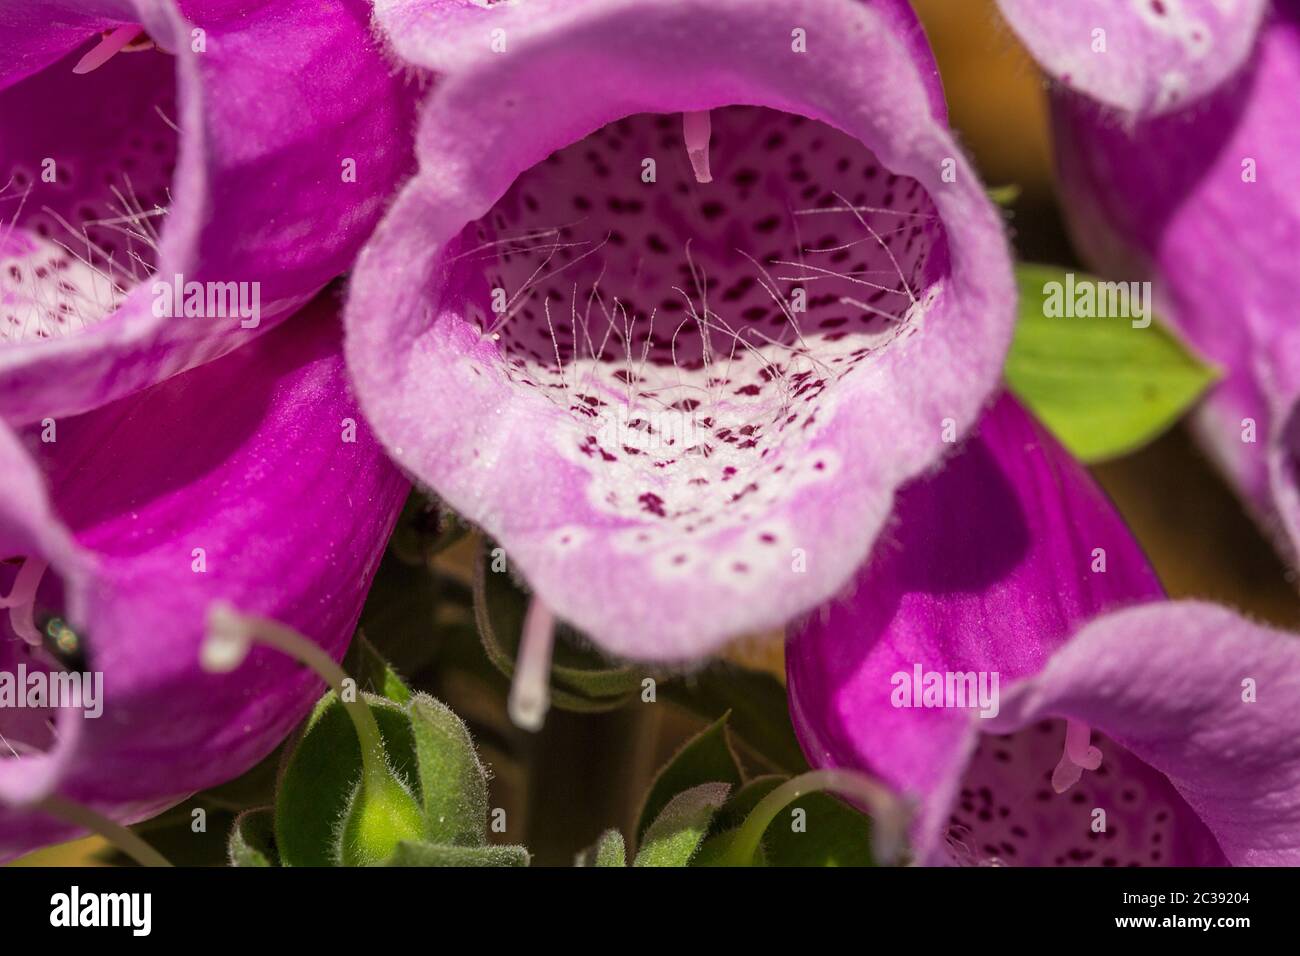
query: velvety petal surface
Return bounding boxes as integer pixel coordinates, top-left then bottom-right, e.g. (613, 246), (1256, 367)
(0, 0), (416, 424)
(786, 393), (1172, 863)
(0, 295), (408, 860)
(988, 601), (1300, 866)
(1050, 2), (1300, 563)
(349, 0), (1014, 659)
(997, 0), (1268, 114)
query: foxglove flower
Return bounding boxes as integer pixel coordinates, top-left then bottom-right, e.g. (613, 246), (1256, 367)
(787, 394), (1300, 865)
(347, 0), (1015, 660)
(0, 0), (415, 424)
(995, 0), (1269, 115)
(999, 1), (1300, 563)
(0, 298), (409, 861)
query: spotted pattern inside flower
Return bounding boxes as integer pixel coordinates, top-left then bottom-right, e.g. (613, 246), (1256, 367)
(942, 719), (1224, 866)
(0, 43), (177, 346)
(446, 107), (945, 575)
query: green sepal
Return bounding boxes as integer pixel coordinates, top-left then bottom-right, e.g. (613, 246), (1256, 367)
(636, 712), (743, 841)
(274, 692), (420, 868)
(385, 841), (530, 867)
(576, 829), (627, 868)
(407, 692), (490, 847)
(228, 807), (278, 867)
(633, 783), (731, 867)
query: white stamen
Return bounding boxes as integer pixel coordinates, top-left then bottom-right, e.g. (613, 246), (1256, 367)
(683, 110), (713, 184)
(508, 595), (556, 732)
(1, 557), (48, 646)
(73, 26), (144, 75)
(1051, 719), (1103, 794)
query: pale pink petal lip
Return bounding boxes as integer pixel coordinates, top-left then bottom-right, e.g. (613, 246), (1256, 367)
(349, 0), (1015, 660)
(0, 0), (416, 424)
(996, 0), (1269, 115)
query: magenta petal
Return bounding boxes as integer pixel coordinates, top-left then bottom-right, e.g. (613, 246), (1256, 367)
(1051, 5), (1300, 563)
(0, 297), (408, 860)
(0, 0), (416, 423)
(786, 394), (1166, 862)
(997, 0), (1268, 114)
(350, 0), (1014, 659)
(990, 601), (1300, 866)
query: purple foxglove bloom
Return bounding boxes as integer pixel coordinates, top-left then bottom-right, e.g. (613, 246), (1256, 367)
(347, 0), (1015, 659)
(1001, 2), (1300, 564)
(0, 297), (408, 861)
(995, 0), (1269, 114)
(0, 0), (416, 424)
(787, 394), (1300, 865)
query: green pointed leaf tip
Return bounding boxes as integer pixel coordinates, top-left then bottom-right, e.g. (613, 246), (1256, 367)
(633, 783), (731, 868)
(228, 808), (277, 867)
(407, 693), (490, 847)
(636, 712), (743, 840)
(593, 829), (627, 868)
(1006, 263), (1217, 463)
(662, 666), (809, 776)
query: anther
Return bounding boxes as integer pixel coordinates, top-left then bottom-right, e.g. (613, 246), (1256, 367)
(73, 26), (145, 75)
(1051, 719), (1103, 794)
(683, 110), (714, 184)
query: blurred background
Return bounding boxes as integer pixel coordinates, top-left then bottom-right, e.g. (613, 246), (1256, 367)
(16, 0), (1298, 866)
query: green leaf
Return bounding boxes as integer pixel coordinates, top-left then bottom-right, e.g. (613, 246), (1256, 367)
(696, 776), (878, 867)
(758, 792), (877, 867)
(708, 775), (785, 836)
(228, 808), (277, 867)
(986, 183), (1021, 207)
(473, 539), (646, 711)
(633, 783), (731, 868)
(407, 693), (490, 847)
(385, 841), (530, 867)
(274, 693), (419, 867)
(585, 829), (627, 868)
(636, 712), (743, 841)
(662, 667), (808, 776)
(1006, 263), (1217, 462)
